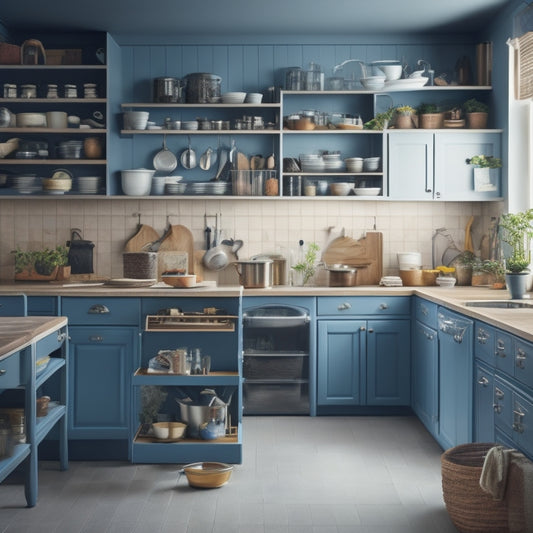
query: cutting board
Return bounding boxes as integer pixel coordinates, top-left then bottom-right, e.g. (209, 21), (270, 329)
(124, 224), (160, 252)
(322, 231), (383, 285)
(158, 224), (194, 274)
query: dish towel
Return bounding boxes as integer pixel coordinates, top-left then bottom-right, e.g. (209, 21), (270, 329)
(479, 445), (514, 500)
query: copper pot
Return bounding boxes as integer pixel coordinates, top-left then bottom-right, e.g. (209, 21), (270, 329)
(327, 265), (357, 287)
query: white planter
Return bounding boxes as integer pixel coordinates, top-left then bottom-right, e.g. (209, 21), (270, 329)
(473, 167), (497, 192)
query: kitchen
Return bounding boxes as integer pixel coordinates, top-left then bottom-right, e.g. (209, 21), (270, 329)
(1, 0), (533, 531)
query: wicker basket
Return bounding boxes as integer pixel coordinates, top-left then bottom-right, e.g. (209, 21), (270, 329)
(0, 42), (21, 64)
(441, 443), (509, 533)
(419, 112), (444, 129)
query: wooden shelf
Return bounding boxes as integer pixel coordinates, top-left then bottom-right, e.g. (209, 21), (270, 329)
(121, 102), (280, 108)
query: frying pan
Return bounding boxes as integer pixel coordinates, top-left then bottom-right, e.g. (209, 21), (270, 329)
(180, 136), (197, 169)
(153, 135), (177, 173)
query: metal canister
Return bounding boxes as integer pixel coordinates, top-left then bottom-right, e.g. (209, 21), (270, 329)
(153, 77), (182, 103)
(184, 73), (221, 103)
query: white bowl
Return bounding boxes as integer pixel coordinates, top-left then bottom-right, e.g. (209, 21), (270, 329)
(374, 64), (403, 81)
(121, 168), (155, 196)
(245, 92), (263, 103)
(123, 111), (149, 130)
(222, 92), (246, 103)
(16, 113), (46, 127)
(436, 276), (457, 288)
(354, 187), (381, 196)
(360, 77), (386, 90)
(363, 157), (381, 172)
(329, 182), (352, 196)
(345, 157), (363, 173)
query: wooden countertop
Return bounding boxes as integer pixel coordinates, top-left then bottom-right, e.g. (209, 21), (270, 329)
(0, 282), (532, 341)
(0, 316), (68, 360)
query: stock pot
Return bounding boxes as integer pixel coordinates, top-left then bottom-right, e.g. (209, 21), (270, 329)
(234, 260), (273, 288)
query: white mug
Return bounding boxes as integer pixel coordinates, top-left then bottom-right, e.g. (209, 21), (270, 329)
(46, 111), (67, 129)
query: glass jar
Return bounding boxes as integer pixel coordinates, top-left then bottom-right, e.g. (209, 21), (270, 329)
(64, 84), (78, 98)
(21, 84), (37, 98)
(46, 84), (58, 98)
(3, 84), (17, 98)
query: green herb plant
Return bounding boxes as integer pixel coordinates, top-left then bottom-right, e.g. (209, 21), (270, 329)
(417, 102), (440, 114)
(363, 108), (395, 130)
(466, 155), (502, 169)
(463, 98), (489, 114)
(292, 242), (320, 285)
(499, 209), (533, 273)
(395, 105), (416, 116)
(11, 245), (69, 275)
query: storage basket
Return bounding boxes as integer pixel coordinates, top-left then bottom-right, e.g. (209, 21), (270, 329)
(0, 42), (21, 64)
(419, 113), (444, 129)
(441, 443), (508, 533)
(399, 269), (424, 286)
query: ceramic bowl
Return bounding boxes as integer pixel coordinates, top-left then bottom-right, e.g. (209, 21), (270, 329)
(152, 422), (170, 439)
(436, 276), (457, 288)
(121, 168), (155, 196)
(329, 182), (352, 196)
(162, 274), (197, 287)
(181, 462), (233, 489)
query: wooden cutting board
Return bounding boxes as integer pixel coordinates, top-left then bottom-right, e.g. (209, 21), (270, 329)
(124, 224), (160, 252)
(322, 231), (383, 285)
(158, 224), (194, 274)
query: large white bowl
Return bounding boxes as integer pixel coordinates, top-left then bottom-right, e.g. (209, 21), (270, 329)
(121, 168), (155, 196)
(374, 64), (403, 81)
(329, 182), (352, 196)
(360, 76), (386, 90)
(354, 187), (381, 196)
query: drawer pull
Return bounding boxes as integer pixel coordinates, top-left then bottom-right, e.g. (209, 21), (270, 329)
(420, 305), (428, 316)
(476, 328), (489, 344)
(337, 302), (351, 311)
(379, 303), (389, 310)
(57, 331), (67, 342)
(89, 335), (103, 342)
(88, 304), (110, 314)
(516, 349), (527, 369)
(0, 369), (6, 376)
(477, 377), (489, 387)
(513, 409), (525, 433)
(360, 326), (366, 332)
(495, 338), (507, 358)
(493, 403), (502, 414)
(495, 387), (504, 400)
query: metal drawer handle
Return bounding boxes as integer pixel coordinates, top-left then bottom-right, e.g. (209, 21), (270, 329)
(89, 335), (103, 342)
(337, 302), (351, 311)
(420, 305), (428, 316)
(513, 409), (525, 433)
(88, 304), (110, 314)
(477, 377), (489, 387)
(379, 303), (389, 310)
(493, 403), (502, 414)
(0, 369), (6, 376)
(495, 388), (504, 400)
(57, 332), (67, 342)
(516, 349), (527, 369)
(476, 328), (488, 344)
(425, 332), (434, 340)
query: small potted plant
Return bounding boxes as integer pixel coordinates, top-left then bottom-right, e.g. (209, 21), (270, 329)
(466, 154), (502, 192)
(417, 102), (443, 129)
(462, 98), (489, 129)
(498, 209), (533, 298)
(472, 259), (506, 289)
(11, 245), (70, 281)
(394, 105), (417, 129)
(291, 241), (319, 286)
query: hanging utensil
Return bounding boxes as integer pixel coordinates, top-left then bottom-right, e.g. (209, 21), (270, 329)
(200, 146), (215, 171)
(153, 134), (177, 173)
(212, 147), (227, 181)
(228, 139), (237, 168)
(180, 136), (197, 169)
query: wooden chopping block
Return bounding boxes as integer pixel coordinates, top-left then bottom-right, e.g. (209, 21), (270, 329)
(158, 224), (194, 274)
(124, 224), (160, 252)
(193, 250), (205, 282)
(322, 231), (383, 285)
(237, 152), (250, 170)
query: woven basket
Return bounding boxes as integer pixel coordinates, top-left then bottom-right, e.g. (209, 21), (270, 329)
(441, 443), (509, 533)
(419, 112), (444, 129)
(0, 42), (21, 64)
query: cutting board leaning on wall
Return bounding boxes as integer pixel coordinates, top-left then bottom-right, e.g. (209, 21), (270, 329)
(158, 224), (195, 276)
(322, 231), (383, 285)
(124, 224), (160, 253)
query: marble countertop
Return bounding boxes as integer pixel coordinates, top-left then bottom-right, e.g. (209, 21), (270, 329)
(0, 316), (68, 360)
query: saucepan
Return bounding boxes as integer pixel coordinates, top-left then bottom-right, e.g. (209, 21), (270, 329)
(203, 239), (243, 271)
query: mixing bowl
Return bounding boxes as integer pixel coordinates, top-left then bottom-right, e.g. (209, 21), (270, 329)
(121, 168), (155, 196)
(180, 462), (233, 489)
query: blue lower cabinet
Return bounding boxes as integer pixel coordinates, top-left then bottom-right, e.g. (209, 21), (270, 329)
(68, 326), (138, 439)
(474, 362), (494, 443)
(317, 319), (410, 407)
(411, 320), (438, 436)
(0, 294), (27, 316)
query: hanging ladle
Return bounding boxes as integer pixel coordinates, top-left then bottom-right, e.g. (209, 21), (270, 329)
(200, 146), (216, 171)
(180, 136), (197, 169)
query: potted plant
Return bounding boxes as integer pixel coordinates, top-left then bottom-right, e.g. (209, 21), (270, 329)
(11, 245), (70, 281)
(363, 108), (395, 130)
(139, 386), (168, 435)
(417, 102), (443, 129)
(394, 105), (417, 129)
(291, 242), (319, 286)
(472, 259), (506, 289)
(466, 154), (502, 192)
(462, 98), (489, 129)
(498, 209), (533, 298)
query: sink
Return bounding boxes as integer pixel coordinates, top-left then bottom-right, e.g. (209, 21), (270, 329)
(465, 300), (533, 309)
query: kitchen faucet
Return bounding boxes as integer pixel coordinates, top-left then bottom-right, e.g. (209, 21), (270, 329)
(333, 59), (367, 78)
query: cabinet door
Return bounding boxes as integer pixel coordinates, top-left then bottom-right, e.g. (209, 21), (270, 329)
(317, 320), (365, 406)
(513, 392), (533, 459)
(366, 319), (410, 406)
(474, 362), (494, 442)
(68, 326), (137, 439)
(412, 320), (438, 436)
(434, 132), (501, 200)
(388, 132), (434, 200)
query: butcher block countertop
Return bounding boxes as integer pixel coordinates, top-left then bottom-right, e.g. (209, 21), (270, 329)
(0, 316), (67, 360)
(0, 282), (532, 342)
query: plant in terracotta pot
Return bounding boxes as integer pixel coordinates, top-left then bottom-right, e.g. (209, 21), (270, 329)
(394, 105), (417, 129)
(472, 259), (506, 289)
(11, 245), (70, 281)
(462, 98), (489, 129)
(498, 209), (533, 298)
(466, 154), (502, 192)
(417, 102), (443, 129)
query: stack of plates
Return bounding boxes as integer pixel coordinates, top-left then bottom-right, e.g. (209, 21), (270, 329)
(10, 174), (41, 194)
(322, 153), (344, 171)
(380, 276), (403, 287)
(363, 157), (381, 172)
(58, 140), (83, 159)
(245, 92), (263, 103)
(299, 154), (325, 173)
(166, 182), (186, 195)
(186, 182), (232, 195)
(78, 176), (101, 194)
(83, 83), (98, 98)
(221, 92), (246, 104)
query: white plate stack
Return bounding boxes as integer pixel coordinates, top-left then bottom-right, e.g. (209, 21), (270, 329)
(299, 154), (325, 173)
(10, 174), (41, 194)
(322, 153), (344, 171)
(77, 176), (101, 194)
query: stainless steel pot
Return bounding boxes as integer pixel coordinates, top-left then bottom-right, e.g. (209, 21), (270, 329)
(184, 73), (222, 103)
(234, 260), (273, 288)
(251, 254), (287, 285)
(327, 265), (357, 287)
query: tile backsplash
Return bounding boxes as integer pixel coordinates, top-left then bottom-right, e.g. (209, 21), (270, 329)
(0, 198), (503, 284)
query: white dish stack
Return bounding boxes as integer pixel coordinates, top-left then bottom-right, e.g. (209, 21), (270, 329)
(77, 176), (101, 194)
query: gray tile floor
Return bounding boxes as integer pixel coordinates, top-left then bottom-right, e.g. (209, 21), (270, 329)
(1, 416), (459, 533)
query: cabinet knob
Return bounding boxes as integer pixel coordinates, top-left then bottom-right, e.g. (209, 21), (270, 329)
(89, 335), (104, 342)
(477, 376), (489, 387)
(493, 403), (502, 414)
(379, 303), (389, 310)
(57, 331), (67, 342)
(360, 326), (366, 331)
(88, 304), (110, 314)
(367, 328), (374, 333)
(0, 369), (6, 376)
(516, 349), (527, 369)
(337, 302), (351, 311)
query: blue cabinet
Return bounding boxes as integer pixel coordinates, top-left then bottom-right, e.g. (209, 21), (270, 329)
(0, 294), (27, 316)
(474, 362), (494, 442)
(68, 326), (137, 439)
(317, 316), (410, 408)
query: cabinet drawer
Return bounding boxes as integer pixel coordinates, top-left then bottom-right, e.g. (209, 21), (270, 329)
(514, 338), (533, 390)
(35, 326), (67, 360)
(317, 296), (410, 316)
(414, 298), (438, 327)
(474, 321), (496, 366)
(62, 297), (140, 325)
(0, 352), (22, 389)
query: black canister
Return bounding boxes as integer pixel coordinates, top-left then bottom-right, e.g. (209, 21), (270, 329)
(184, 73), (222, 103)
(153, 77), (183, 103)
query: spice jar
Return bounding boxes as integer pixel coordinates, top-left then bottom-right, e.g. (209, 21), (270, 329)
(21, 84), (37, 98)
(3, 84), (17, 98)
(46, 84), (58, 98)
(264, 173), (279, 196)
(83, 137), (103, 159)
